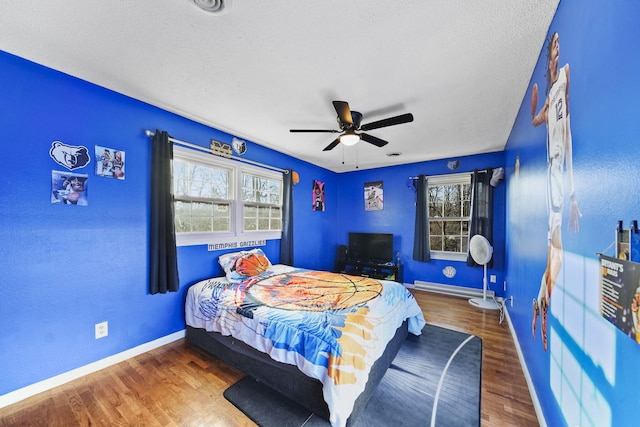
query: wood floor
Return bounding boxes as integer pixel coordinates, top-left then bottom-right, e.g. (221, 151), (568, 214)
(414, 291), (539, 427)
(0, 290), (539, 427)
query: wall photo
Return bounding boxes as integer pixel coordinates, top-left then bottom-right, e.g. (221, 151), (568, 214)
(51, 170), (89, 206)
(599, 254), (640, 344)
(95, 145), (125, 179)
(364, 181), (383, 211)
(313, 180), (325, 212)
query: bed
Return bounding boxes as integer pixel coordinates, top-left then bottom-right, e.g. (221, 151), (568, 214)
(185, 249), (426, 427)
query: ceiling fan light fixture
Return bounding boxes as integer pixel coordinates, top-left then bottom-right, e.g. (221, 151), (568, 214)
(291, 100), (412, 152)
(340, 132), (360, 146)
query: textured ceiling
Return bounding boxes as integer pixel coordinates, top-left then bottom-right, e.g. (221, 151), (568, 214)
(0, 0), (558, 172)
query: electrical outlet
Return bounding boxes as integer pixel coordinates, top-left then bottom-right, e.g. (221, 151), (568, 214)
(95, 321), (108, 339)
(490, 274), (496, 283)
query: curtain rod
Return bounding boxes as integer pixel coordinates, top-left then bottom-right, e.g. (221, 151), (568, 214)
(145, 130), (287, 174)
(409, 168), (494, 180)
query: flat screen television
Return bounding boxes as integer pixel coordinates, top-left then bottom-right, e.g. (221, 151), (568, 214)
(348, 232), (394, 264)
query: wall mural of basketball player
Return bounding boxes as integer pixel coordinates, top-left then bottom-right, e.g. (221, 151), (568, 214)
(530, 31), (582, 351)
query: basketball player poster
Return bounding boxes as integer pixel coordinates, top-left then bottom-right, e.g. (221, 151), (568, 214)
(51, 170), (89, 206)
(95, 145), (125, 179)
(364, 181), (383, 211)
(312, 180), (325, 211)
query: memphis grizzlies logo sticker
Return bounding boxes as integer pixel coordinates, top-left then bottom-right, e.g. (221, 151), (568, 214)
(49, 141), (91, 170)
(232, 137), (247, 155)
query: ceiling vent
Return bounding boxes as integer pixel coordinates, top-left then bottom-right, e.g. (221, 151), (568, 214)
(190, 0), (232, 14)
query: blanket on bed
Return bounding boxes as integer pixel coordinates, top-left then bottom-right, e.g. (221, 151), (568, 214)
(185, 265), (425, 427)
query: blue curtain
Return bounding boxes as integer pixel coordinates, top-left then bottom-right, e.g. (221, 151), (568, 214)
(412, 174), (430, 262)
(466, 169), (494, 267)
(279, 169), (294, 265)
(149, 130), (180, 294)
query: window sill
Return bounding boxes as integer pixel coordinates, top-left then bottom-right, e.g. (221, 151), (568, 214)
(429, 251), (468, 262)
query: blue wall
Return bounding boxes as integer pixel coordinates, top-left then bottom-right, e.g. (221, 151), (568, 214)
(504, 1), (640, 426)
(335, 152), (506, 289)
(0, 46), (507, 401)
(0, 50), (338, 397)
(12, 5), (635, 426)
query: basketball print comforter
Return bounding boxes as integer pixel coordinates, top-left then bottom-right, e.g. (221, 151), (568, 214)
(185, 264), (426, 427)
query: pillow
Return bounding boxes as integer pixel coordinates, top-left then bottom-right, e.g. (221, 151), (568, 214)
(218, 248), (272, 282)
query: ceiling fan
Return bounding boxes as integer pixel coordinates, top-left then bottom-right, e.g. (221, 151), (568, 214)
(290, 101), (414, 151)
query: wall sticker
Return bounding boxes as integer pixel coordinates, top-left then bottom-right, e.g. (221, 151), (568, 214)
(530, 31), (582, 352)
(49, 141), (91, 171)
(232, 137), (247, 155)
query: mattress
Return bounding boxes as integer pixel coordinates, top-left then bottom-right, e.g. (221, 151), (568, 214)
(185, 264), (426, 427)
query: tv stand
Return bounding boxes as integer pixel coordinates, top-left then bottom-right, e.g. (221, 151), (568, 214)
(336, 260), (401, 282)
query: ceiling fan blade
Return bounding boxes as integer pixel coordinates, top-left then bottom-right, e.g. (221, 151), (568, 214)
(323, 138), (341, 151)
(290, 129), (339, 133)
(332, 101), (353, 126)
(360, 113), (414, 131)
(360, 133), (389, 147)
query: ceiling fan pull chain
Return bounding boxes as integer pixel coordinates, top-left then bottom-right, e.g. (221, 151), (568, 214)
(356, 144), (359, 169)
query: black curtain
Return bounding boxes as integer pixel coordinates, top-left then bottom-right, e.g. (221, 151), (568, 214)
(149, 130), (180, 294)
(412, 174), (430, 262)
(466, 169), (494, 267)
(279, 169), (294, 266)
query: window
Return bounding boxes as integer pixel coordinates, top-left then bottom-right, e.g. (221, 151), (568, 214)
(173, 157), (232, 234)
(172, 145), (283, 246)
(427, 173), (471, 260)
(241, 173), (282, 232)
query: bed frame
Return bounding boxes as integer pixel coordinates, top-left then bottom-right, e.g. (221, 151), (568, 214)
(186, 320), (409, 425)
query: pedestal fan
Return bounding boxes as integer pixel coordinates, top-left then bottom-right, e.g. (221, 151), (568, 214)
(468, 234), (500, 310)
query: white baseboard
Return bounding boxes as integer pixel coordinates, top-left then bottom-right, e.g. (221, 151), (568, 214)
(501, 306), (546, 427)
(0, 329), (186, 409)
(413, 280), (495, 299)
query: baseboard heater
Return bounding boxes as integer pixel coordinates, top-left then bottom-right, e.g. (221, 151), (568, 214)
(413, 280), (495, 299)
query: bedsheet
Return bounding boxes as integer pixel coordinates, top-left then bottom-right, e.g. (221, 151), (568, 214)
(185, 265), (426, 427)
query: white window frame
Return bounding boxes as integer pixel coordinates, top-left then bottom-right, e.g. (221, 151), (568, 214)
(173, 145), (283, 246)
(427, 172), (471, 261)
